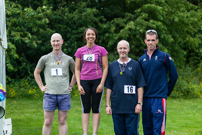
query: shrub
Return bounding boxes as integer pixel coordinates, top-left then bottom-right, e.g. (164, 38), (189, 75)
(170, 68), (202, 98)
(70, 85), (80, 98)
(6, 67), (202, 99)
(6, 77), (43, 99)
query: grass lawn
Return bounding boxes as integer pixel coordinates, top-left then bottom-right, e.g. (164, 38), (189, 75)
(4, 96), (202, 135)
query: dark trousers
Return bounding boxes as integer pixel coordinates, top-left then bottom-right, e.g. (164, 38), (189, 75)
(142, 98), (167, 135)
(112, 113), (138, 135)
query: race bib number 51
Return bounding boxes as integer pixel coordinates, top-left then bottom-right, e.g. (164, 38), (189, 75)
(124, 85), (136, 94)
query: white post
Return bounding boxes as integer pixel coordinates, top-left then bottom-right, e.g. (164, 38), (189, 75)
(0, 42), (6, 135)
(0, 0), (8, 134)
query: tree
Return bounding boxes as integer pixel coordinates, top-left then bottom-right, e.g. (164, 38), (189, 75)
(5, 0), (202, 79)
(5, 1), (100, 79)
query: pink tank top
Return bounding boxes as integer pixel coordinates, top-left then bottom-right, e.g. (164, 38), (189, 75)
(75, 44), (108, 80)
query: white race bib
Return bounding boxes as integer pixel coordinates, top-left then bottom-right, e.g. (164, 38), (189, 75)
(124, 85), (136, 94)
(84, 54), (95, 61)
(51, 68), (63, 76)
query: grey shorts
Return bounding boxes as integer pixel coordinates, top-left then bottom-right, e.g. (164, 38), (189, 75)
(43, 93), (71, 111)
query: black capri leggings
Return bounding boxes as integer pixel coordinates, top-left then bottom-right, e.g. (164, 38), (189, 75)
(80, 78), (104, 113)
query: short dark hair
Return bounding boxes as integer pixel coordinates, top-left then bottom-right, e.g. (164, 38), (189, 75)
(83, 27), (98, 42)
(146, 29), (158, 39)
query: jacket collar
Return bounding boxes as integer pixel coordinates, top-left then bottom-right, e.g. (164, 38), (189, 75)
(144, 46), (159, 55)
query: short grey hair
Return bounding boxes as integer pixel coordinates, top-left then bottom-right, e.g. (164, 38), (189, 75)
(51, 33), (63, 41)
(117, 40), (130, 48)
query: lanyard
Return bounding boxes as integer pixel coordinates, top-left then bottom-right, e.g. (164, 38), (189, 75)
(86, 45), (95, 54)
(119, 62), (127, 75)
(52, 51), (63, 65)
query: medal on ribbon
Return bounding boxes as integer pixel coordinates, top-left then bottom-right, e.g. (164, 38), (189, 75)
(119, 63), (127, 75)
(52, 52), (63, 65)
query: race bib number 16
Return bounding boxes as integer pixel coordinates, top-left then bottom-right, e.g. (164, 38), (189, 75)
(124, 85), (136, 94)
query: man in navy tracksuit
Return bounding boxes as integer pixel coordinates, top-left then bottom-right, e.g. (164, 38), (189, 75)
(139, 30), (178, 135)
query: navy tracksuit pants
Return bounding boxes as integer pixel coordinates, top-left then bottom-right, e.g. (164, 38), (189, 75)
(142, 98), (166, 135)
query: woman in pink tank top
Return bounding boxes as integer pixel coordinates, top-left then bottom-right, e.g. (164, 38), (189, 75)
(74, 27), (108, 135)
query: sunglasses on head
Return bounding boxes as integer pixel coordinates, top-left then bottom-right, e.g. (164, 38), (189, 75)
(146, 29), (157, 34)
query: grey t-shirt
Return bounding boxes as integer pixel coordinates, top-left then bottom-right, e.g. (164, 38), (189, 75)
(37, 52), (75, 94)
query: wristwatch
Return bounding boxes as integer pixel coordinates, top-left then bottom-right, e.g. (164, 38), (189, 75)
(137, 103), (143, 106)
(106, 105), (110, 107)
(69, 85), (74, 88)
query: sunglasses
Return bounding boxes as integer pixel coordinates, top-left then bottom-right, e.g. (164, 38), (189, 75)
(146, 29), (157, 34)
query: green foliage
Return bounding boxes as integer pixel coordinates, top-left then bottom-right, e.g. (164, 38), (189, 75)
(6, 77), (43, 98)
(6, 2), (54, 79)
(171, 68), (202, 98)
(70, 85), (80, 98)
(4, 0), (202, 98)
(5, 1), (99, 79)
